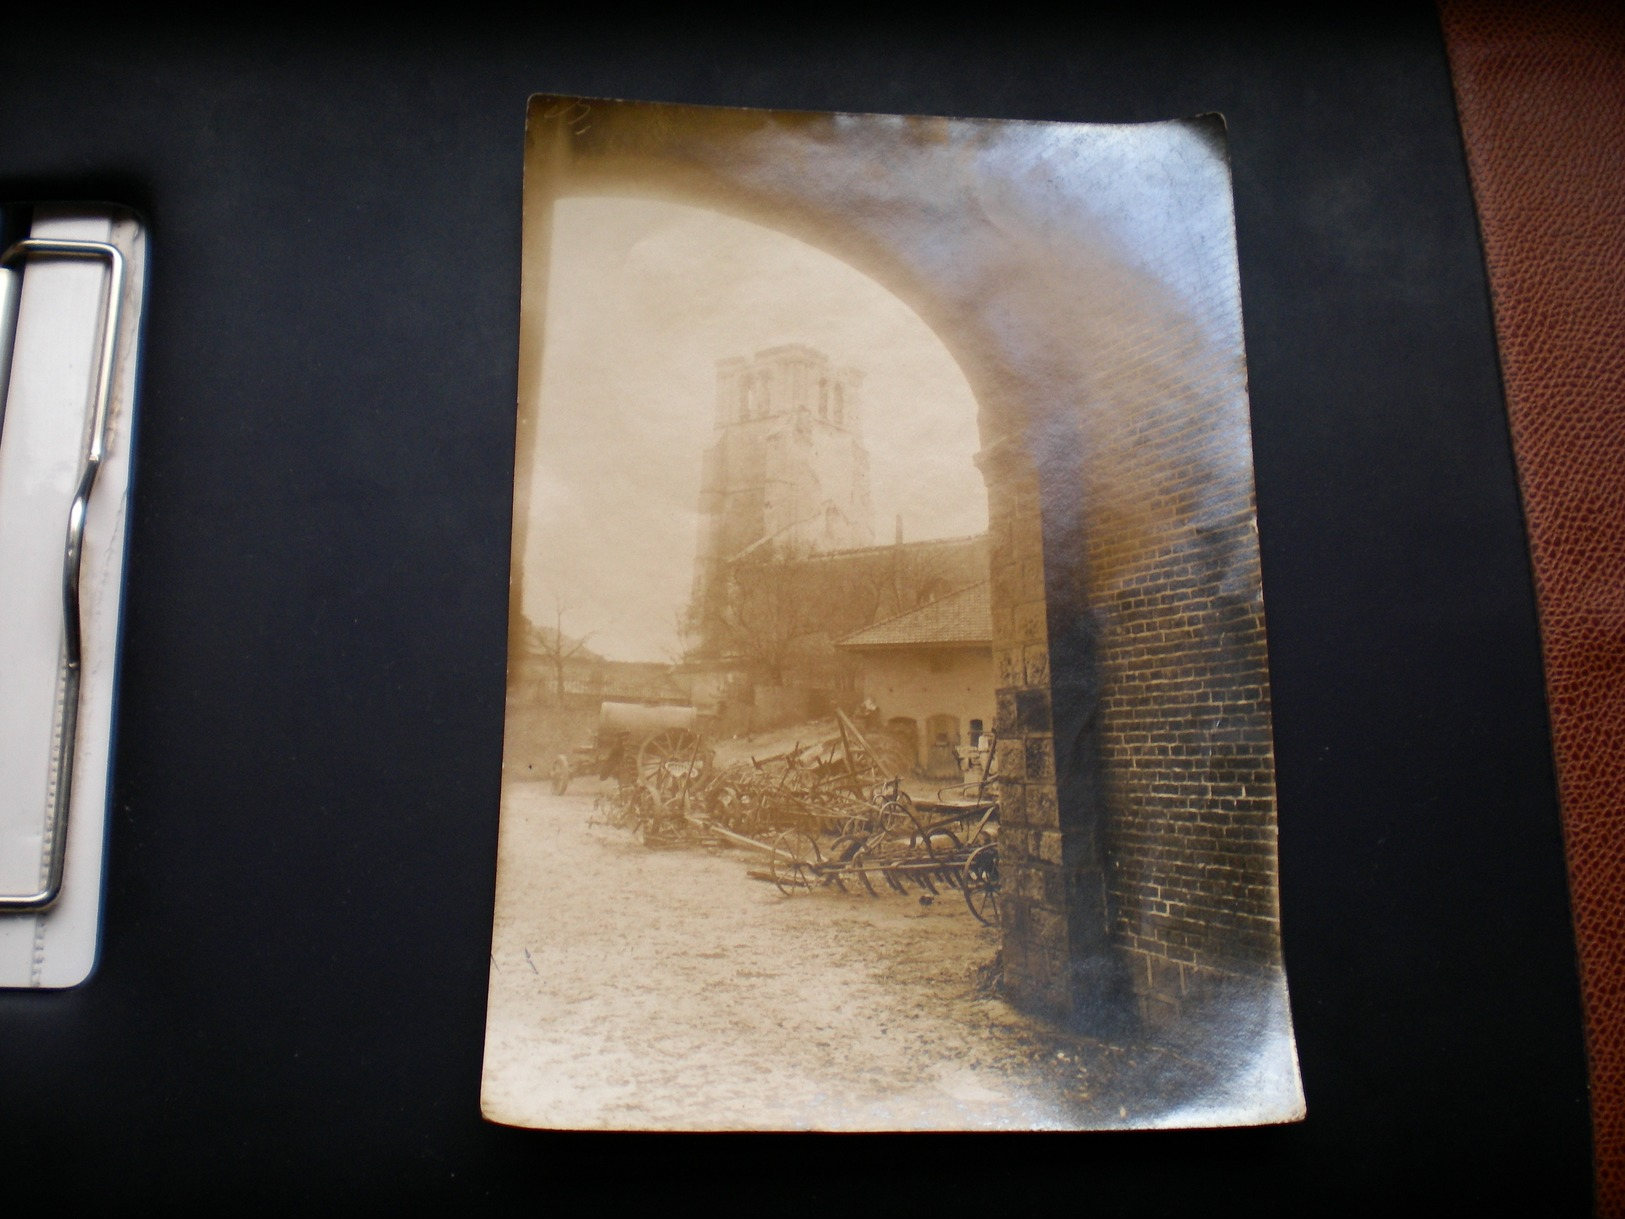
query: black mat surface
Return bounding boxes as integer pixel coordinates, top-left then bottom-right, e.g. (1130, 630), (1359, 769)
(0, 13), (1590, 1210)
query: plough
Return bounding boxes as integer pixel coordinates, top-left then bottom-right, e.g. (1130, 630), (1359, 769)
(748, 800), (1001, 927)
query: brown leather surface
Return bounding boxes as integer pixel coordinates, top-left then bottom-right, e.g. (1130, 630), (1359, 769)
(1439, 2), (1625, 1210)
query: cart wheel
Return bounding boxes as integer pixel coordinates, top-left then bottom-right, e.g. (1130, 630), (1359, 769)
(549, 755), (571, 795)
(963, 844), (1000, 926)
(637, 728), (711, 797)
(770, 828), (821, 896)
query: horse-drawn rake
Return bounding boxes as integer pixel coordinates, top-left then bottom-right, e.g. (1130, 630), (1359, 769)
(754, 800), (1001, 927)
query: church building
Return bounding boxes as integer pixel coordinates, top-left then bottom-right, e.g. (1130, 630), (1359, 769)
(689, 344), (875, 649)
(682, 344), (993, 736)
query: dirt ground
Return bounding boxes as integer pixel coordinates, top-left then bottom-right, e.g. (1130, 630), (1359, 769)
(481, 778), (1237, 1131)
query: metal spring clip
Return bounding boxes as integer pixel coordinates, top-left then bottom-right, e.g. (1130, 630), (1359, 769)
(0, 237), (126, 912)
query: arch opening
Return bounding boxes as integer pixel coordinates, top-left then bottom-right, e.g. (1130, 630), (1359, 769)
(512, 178), (1063, 1019)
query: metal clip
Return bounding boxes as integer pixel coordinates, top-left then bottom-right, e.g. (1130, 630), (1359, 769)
(0, 237), (126, 913)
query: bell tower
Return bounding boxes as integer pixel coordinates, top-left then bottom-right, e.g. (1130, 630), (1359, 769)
(689, 345), (875, 655)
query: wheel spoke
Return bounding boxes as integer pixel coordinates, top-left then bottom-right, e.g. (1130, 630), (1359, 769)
(962, 844), (1001, 926)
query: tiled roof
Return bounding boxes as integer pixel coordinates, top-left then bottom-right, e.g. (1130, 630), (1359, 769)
(836, 582), (992, 649)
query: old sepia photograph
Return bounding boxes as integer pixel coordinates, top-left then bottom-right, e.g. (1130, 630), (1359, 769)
(482, 96), (1304, 1130)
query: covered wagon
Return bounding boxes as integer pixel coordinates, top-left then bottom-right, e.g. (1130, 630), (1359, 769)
(550, 701), (710, 797)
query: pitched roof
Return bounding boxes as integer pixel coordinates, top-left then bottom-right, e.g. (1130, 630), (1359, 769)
(836, 582), (992, 650)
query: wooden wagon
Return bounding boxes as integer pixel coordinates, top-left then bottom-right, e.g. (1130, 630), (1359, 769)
(550, 701), (711, 797)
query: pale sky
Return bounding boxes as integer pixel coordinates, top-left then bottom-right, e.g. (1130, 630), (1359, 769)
(523, 196), (988, 662)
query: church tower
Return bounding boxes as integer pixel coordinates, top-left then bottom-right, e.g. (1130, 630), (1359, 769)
(690, 345), (875, 655)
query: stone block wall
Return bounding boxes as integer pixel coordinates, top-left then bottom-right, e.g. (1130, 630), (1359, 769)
(978, 441), (1074, 1017)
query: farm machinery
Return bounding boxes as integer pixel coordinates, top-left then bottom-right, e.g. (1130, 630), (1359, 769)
(555, 702), (1003, 926)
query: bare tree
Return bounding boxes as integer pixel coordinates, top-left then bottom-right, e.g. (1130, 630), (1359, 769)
(531, 596), (597, 704)
(689, 534), (985, 695)
(663, 607), (699, 667)
(715, 555), (810, 684)
(709, 543), (889, 684)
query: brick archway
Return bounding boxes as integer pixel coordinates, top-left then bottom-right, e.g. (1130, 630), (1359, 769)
(515, 99), (1287, 1033)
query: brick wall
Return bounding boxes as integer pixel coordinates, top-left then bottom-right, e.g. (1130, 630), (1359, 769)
(1076, 315), (1283, 1026)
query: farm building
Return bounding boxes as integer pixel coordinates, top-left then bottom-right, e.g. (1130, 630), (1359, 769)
(835, 581), (994, 778)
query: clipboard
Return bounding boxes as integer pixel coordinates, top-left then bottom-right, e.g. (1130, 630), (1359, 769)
(0, 205), (147, 988)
